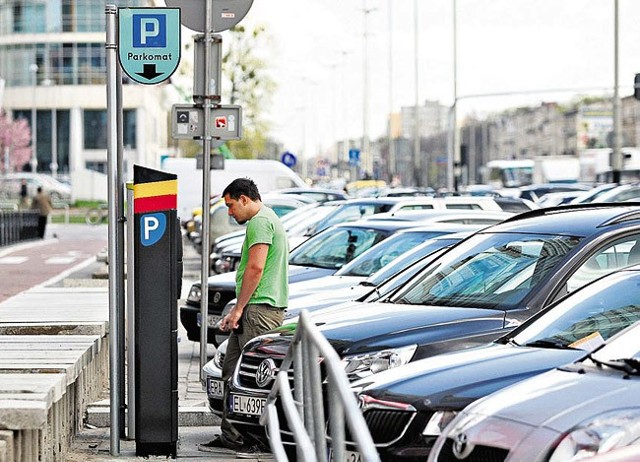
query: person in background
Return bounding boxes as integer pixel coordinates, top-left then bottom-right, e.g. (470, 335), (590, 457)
(19, 179), (29, 208)
(31, 186), (53, 238)
(199, 177), (289, 458)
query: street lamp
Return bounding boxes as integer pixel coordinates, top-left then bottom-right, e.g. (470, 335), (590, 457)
(29, 63), (38, 172)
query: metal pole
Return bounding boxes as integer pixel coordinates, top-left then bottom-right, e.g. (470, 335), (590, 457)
(612, 0), (622, 183)
(387, 0), (395, 183)
(449, 0), (458, 191)
(115, 43), (127, 437)
(105, 4), (120, 455)
(199, 0), (215, 381)
(413, 0), (421, 187)
(29, 64), (38, 172)
(362, 1), (371, 177)
(126, 183), (136, 439)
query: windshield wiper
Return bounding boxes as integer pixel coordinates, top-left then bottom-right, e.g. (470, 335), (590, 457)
(524, 338), (578, 350)
(588, 354), (640, 375)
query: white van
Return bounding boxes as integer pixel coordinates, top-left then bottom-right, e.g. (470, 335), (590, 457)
(161, 157), (307, 221)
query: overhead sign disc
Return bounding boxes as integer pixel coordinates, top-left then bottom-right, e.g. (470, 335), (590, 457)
(164, 0), (253, 32)
(119, 8), (181, 85)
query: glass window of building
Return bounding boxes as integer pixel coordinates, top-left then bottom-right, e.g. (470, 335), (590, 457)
(84, 109), (137, 149)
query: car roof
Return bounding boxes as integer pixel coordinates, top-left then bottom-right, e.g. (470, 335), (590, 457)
(487, 203), (640, 236)
(331, 219), (432, 233)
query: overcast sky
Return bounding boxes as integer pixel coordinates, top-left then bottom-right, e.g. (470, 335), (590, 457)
(223, 0), (640, 160)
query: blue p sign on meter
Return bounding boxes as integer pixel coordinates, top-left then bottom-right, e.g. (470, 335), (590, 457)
(118, 8), (181, 85)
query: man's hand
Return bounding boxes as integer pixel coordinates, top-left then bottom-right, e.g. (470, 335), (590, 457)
(220, 308), (242, 332)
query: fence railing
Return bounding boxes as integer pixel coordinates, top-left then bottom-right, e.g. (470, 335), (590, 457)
(0, 210), (39, 247)
(261, 310), (380, 462)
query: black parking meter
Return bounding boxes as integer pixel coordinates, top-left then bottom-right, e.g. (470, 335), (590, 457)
(133, 165), (179, 457)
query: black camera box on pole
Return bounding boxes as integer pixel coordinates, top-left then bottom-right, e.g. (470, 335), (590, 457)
(133, 165), (179, 457)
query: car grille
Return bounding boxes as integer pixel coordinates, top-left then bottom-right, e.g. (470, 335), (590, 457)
(207, 289), (235, 314)
(363, 409), (416, 446)
(437, 438), (508, 462)
(330, 408), (415, 447)
(237, 351), (292, 391)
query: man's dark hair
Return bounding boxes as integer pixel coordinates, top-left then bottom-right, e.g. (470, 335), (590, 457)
(222, 177), (261, 201)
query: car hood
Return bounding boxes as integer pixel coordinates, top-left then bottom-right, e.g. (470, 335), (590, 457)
(285, 284), (372, 319)
(205, 264), (336, 289)
(257, 301), (508, 356)
(289, 275), (364, 298)
(357, 343), (586, 411)
(466, 366), (640, 432)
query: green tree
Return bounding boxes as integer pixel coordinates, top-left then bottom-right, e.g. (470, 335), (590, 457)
(222, 25), (276, 159)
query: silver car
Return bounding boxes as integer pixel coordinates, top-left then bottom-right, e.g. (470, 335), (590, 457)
(429, 307), (640, 462)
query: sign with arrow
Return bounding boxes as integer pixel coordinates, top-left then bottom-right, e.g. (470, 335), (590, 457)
(118, 8), (181, 85)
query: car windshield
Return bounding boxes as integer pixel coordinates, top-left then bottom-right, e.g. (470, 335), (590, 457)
(336, 230), (446, 277)
(309, 203), (394, 234)
(289, 226), (389, 269)
(509, 271), (640, 349)
(366, 237), (462, 286)
(587, 319), (640, 371)
(392, 232), (581, 310)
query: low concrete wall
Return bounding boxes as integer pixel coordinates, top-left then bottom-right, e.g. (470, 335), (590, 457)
(0, 287), (109, 462)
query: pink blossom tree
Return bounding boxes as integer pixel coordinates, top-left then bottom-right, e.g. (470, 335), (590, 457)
(0, 110), (32, 173)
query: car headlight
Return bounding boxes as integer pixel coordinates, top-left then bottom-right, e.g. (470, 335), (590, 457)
(213, 346), (226, 369)
(549, 408), (640, 462)
(187, 286), (202, 303)
(215, 259), (231, 273)
(342, 344), (417, 380)
(423, 410), (458, 436)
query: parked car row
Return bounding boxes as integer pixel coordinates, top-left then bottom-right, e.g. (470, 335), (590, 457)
(194, 201), (640, 461)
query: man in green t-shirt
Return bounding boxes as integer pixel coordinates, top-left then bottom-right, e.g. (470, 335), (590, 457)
(199, 178), (288, 456)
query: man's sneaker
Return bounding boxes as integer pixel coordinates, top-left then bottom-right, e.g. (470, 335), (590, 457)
(236, 445), (275, 459)
(198, 436), (242, 454)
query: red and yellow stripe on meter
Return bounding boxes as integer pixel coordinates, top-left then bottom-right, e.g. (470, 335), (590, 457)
(133, 179), (177, 213)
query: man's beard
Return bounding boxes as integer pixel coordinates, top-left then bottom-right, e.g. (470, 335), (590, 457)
(235, 218), (247, 225)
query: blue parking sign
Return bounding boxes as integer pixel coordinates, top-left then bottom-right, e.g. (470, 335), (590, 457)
(119, 8), (180, 85)
(133, 14), (166, 48)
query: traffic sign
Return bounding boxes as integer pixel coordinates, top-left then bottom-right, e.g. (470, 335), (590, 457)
(281, 151), (297, 168)
(118, 8), (181, 85)
(163, 0), (253, 33)
(171, 104), (242, 141)
(348, 148), (361, 166)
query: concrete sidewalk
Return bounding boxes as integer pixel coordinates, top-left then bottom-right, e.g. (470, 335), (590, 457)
(0, 230), (267, 460)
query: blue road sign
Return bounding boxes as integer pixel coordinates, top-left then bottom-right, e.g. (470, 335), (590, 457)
(348, 148), (360, 166)
(119, 8), (181, 85)
(281, 151), (297, 168)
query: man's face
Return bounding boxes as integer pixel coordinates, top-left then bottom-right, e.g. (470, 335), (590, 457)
(224, 194), (249, 224)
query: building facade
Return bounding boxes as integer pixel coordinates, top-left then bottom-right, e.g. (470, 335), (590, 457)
(0, 0), (169, 200)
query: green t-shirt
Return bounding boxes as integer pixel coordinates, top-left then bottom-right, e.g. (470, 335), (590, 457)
(235, 205), (289, 308)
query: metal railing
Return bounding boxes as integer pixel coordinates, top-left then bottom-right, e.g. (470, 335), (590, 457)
(0, 210), (39, 247)
(261, 310), (380, 462)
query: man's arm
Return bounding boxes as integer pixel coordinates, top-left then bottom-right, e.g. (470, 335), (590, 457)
(220, 243), (269, 331)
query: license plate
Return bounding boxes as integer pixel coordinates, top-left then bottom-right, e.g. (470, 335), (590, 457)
(196, 313), (221, 328)
(231, 394), (267, 417)
(329, 449), (362, 462)
(207, 378), (224, 399)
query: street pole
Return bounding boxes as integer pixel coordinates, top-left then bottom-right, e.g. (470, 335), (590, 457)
(413, 0), (421, 187)
(449, 0), (458, 192)
(362, 1), (373, 178)
(612, 0), (622, 183)
(387, 0), (395, 183)
(199, 0), (217, 380)
(29, 64), (38, 172)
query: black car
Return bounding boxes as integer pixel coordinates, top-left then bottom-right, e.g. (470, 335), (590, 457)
(225, 204), (640, 447)
(350, 266), (640, 461)
(180, 219), (424, 343)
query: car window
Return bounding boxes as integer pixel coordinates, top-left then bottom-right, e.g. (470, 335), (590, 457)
(445, 204), (482, 210)
(289, 227), (389, 269)
(337, 231), (445, 277)
(393, 233), (581, 310)
(398, 204), (434, 211)
(565, 235), (640, 294)
(513, 271), (640, 348)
